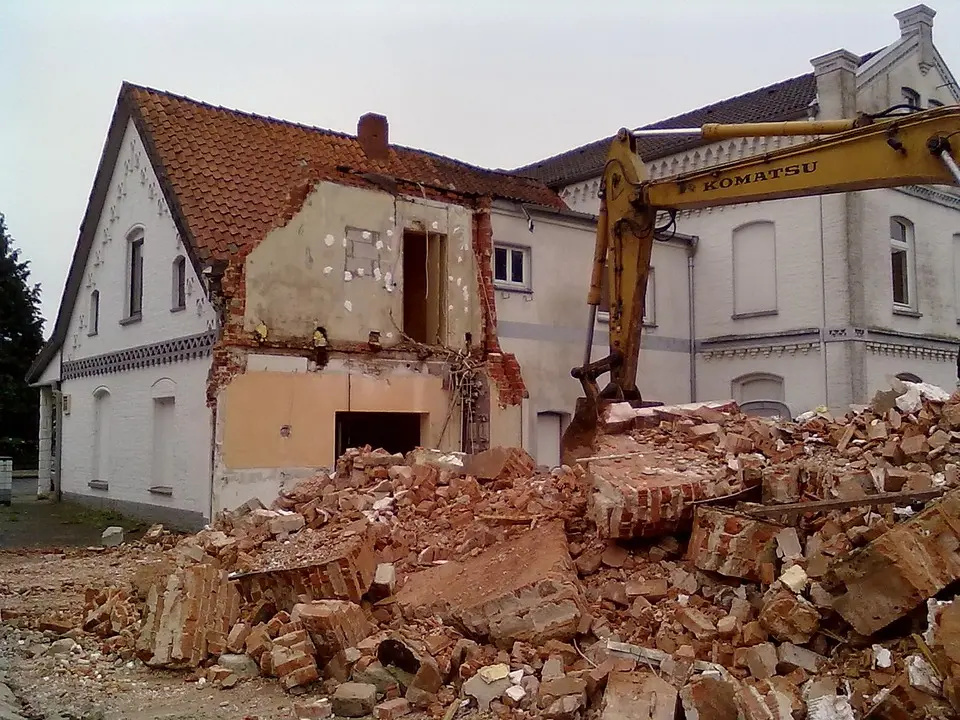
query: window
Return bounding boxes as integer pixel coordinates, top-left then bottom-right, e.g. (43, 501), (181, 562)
(733, 373), (785, 404)
(126, 231), (144, 320)
(172, 256), (186, 311)
(929, 99), (945, 108)
(732, 221), (777, 317)
(890, 217), (915, 309)
(493, 244), (530, 290)
(598, 262), (655, 325)
(902, 87), (921, 108)
(953, 233), (960, 319)
(88, 290), (99, 336)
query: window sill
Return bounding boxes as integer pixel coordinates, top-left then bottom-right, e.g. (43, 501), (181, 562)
(732, 310), (778, 320)
(170, 306), (186, 314)
(148, 485), (173, 497)
(88, 480), (108, 491)
(119, 314), (142, 326)
(494, 284), (533, 295)
(892, 306), (922, 318)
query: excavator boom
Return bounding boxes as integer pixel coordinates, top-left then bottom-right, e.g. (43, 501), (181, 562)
(561, 105), (960, 462)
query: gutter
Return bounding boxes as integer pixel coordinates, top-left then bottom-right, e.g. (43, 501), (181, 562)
(685, 235), (700, 402)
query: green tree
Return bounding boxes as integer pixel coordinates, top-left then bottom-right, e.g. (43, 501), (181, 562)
(0, 213), (44, 467)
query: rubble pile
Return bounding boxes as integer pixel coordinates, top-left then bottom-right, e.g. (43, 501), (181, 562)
(21, 379), (960, 718)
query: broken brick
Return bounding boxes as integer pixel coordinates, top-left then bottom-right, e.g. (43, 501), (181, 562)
(686, 506), (781, 582)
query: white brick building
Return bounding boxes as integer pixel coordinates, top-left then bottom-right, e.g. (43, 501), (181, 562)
(516, 3), (960, 417)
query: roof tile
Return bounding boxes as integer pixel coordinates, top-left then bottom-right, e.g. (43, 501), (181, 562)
(514, 50), (882, 188)
(125, 84), (564, 262)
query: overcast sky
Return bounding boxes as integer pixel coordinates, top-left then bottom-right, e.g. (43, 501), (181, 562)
(2, 0), (959, 331)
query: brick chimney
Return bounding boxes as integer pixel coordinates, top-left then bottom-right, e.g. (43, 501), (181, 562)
(894, 4), (936, 69)
(811, 49), (860, 119)
(358, 112), (389, 161)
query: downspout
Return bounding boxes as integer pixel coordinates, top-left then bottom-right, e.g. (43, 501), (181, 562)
(686, 235), (700, 402)
(818, 196), (830, 409)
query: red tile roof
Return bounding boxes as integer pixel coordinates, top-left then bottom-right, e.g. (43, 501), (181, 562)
(515, 51), (882, 188)
(125, 83), (566, 262)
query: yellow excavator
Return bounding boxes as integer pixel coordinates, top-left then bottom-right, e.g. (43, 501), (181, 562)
(560, 102), (960, 461)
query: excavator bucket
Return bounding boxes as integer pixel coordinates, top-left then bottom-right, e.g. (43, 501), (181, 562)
(559, 396), (603, 465)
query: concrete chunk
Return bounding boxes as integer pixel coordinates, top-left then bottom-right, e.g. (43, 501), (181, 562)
(101, 526), (124, 547)
(332, 682), (377, 718)
(395, 520), (586, 649)
(759, 589), (820, 645)
(777, 642), (825, 674)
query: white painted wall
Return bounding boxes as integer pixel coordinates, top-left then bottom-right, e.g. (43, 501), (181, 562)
(490, 204), (693, 465)
(551, 14), (960, 416)
(61, 120), (217, 361)
(56, 119), (217, 524)
(60, 359), (213, 522)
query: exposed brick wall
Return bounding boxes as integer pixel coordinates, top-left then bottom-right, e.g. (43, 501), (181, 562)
(472, 199), (528, 407)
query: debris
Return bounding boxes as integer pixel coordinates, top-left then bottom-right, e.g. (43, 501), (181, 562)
(829, 487), (960, 635)
(687, 506), (780, 582)
(395, 520), (586, 649)
(599, 671), (678, 720)
(759, 589), (820, 644)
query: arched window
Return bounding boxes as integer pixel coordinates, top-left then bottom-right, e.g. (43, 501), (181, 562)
(732, 221), (777, 317)
(172, 256), (186, 311)
(125, 228), (144, 320)
(92, 387), (111, 487)
(895, 372), (922, 383)
(88, 290), (99, 336)
(890, 217), (916, 309)
(733, 373), (788, 418)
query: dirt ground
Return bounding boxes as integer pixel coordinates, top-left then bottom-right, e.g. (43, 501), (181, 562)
(0, 492), (303, 719)
(0, 492), (474, 720)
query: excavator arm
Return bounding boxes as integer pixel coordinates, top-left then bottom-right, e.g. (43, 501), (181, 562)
(562, 104), (960, 459)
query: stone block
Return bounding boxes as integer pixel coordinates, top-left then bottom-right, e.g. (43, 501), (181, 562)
(291, 600), (373, 665)
(293, 698), (333, 719)
(759, 590), (820, 645)
(231, 533), (377, 608)
(828, 488), (960, 635)
(135, 563), (241, 669)
(217, 653), (259, 678)
(599, 671), (679, 720)
(395, 520), (586, 649)
(369, 563), (396, 601)
(332, 682), (377, 718)
(687, 506), (781, 582)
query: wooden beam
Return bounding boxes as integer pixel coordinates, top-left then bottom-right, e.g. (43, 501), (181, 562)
(740, 489), (945, 518)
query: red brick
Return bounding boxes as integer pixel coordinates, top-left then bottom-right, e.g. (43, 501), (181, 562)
(232, 534), (377, 609)
(291, 600), (373, 665)
(686, 506), (782, 582)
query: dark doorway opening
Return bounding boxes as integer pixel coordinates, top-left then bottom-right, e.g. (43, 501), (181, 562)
(402, 230), (447, 344)
(335, 411), (423, 457)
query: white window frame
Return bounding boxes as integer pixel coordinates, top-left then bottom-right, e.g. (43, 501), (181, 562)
(890, 216), (917, 312)
(171, 255), (187, 312)
(123, 228), (144, 323)
(493, 243), (531, 291)
(88, 290), (99, 337)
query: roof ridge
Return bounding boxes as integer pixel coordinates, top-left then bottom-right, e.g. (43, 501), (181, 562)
(121, 81), (544, 186)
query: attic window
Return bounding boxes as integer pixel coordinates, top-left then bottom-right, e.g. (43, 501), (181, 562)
(902, 87), (920, 109)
